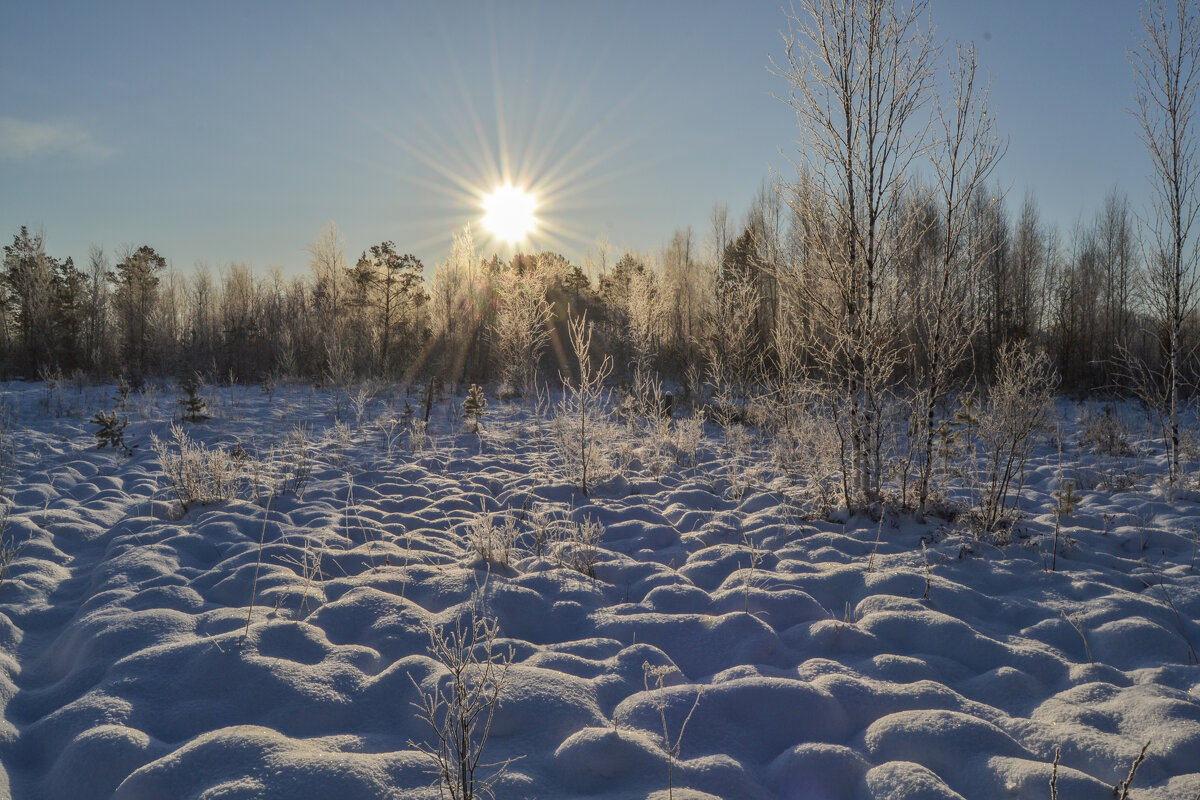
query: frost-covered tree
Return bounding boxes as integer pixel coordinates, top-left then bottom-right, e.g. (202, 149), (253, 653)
(1129, 0), (1200, 484)
(490, 268), (551, 397)
(911, 44), (1004, 516)
(774, 0), (936, 507)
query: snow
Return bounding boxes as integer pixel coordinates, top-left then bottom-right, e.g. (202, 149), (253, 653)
(0, 382), (1198, 798)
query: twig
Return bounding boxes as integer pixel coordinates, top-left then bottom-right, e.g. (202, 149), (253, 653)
(1049, 745), (1060, 800)
(240, 498), (273, 646)
(1114, 740), (1149, 800)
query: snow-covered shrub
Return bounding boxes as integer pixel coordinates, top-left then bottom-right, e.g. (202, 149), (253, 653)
(271, 426), (312, 498)
(1078, 404), (1133, 457)
(408, 418), (430, 452)
(557, 514), (605, 579)
(525, 503), (562, 559)
(468, 505), (520, 567)
(671, 411), (704, 467)
(0, 504), (18, 585)
(771, 401), (841, 516)
(975, 343), (1059, 533)
(350, 382), (376, 427)
(152, 424), (245, 512)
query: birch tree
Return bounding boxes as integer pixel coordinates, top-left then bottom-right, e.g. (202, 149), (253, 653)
(774, 0), (936, 507)
(1130, 0), (1200, 485)
(913, 44), (1004, 516)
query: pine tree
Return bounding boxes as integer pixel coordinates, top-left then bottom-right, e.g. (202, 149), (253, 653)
(462, 383), (487, 433)
(179, 372), (209, 422)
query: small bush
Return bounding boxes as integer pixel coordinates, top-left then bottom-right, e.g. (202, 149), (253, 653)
(409, 585), (518, 800)
(1078, 404), (1133, 457)
(152, 424), (244, 512)
(468, 504), (520, 567)
(975, 343), (1058, 533)
(557, 514), (605, 578)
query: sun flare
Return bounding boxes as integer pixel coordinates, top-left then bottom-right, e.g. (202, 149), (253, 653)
(481, 184), (537, 244)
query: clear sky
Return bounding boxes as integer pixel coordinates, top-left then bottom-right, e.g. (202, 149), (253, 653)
(0, 1), (1147, 276)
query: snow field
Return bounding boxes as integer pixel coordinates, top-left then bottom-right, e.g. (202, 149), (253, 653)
(0, 382), (1196, 798)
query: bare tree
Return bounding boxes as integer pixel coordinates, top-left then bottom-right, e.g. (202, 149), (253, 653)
(83, 244), (110, 373)
(1130, 0), (1200, 485)
(308, 222), (349, 366)
(774, 0), (937, 507)
(912, 43), (1004, 517)
(1096, 190), (1137, 367)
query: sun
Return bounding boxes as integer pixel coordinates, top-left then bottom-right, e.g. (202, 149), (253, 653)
(481, 184), (537, 244)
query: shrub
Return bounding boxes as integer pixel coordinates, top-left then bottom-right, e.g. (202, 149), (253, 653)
(976, 343), (1058, 533)
(1078, 404), (1133, 457)
(468, 504), (520, 567)
(152, 424), (244, 512)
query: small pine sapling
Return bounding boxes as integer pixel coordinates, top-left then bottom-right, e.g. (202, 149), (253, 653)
(115, 375), (132, 410)
(178, 372), (209, 422)
(91, 410), (131, 456)
(462, 384), (487, 433)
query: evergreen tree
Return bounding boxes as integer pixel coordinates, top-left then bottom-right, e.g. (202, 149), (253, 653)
(109, 245), (166, 375)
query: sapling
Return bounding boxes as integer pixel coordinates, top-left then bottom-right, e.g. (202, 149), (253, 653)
(91, 410), (131, 456)
(115, 375), (131, 409)
(552, 311), (613, 496)
(739, 530), (765, 614)
(178, 371), (209, 422)
(409, 583), (518, 800)
(462, 384), (487, 434)
(975, 343), (1058, 533)
(920, 540), (932, 602)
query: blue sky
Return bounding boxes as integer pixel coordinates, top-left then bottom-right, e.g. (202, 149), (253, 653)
(0, 1), (1146, 275)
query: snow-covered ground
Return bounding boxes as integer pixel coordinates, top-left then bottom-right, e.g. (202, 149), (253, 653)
(0, 380), (1198, 799)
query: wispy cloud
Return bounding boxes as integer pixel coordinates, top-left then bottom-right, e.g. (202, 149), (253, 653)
(0, 116), (115, 162)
